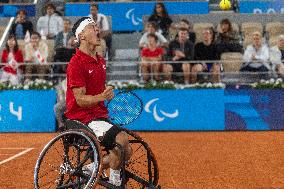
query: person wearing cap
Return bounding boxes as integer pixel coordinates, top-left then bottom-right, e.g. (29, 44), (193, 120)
(64, 17), (131, 187)
(270, 35), (284, 77)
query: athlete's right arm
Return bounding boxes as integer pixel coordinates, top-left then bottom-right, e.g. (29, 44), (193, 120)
(72, 86), (114, 108)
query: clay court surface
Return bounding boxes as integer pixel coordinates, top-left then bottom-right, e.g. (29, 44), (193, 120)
(0, 131), (283, 189)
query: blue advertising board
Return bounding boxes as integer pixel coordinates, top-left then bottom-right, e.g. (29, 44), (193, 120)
(0, 89), (283, 132)
(65, 1), (209, 32)
(124, 89), (284, 131)
(239, 0), (284, 14)
(0, 4), (36, 17)
(0, 90), (56, 132)
(225, 89), (284, 130)
(125, 89), (225, 131)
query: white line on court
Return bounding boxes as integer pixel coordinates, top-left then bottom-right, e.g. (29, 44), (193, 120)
(0, 148), (34, 165)
(0, 147), (32, 150)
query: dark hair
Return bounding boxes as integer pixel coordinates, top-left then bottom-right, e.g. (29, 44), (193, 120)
(204, 27), (216, 43)
(31, 31), (41, 38)
(180, 19), (190, 26)
(16, 9), (26, 16)
(147, 33), (158, 42)
(220, 18), (233, 32)
(72, 17), (91, 37)
(46, 3), (56, 11)
(178, 27), (189, 33)
(90, 3), (99, 9)
(5, 34), (18, 52)
(152, 2), (169, 18)
(147, 22), (158, 31)
(63, 18), (71, 24)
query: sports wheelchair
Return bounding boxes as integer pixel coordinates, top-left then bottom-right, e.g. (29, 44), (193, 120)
(34, 119), (160, 189)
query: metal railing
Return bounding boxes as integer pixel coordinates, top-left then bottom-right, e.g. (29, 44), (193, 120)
(0, 60), (282, 85)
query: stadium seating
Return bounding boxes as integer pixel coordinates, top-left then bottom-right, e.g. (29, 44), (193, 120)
(221, 52), (243, 72)
(193, 22), (214, 43)
(216, 22), (239, 33)
(0, 26), (6, 38)
(265, 22), (284, 39)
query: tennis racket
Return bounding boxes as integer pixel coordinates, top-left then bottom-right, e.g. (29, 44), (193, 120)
(106, 90), (143, 126)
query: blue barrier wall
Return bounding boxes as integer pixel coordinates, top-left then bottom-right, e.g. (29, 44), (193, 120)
(0, 89), (283, 132)
(0, 90), (56, 132)
(125, 89), (284, 131)
(0, 4), (35, 17)
(65, 1), (209, 32)
(239, 0), (284, 14)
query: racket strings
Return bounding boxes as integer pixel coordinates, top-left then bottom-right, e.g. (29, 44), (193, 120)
(107, 92), (142, 125)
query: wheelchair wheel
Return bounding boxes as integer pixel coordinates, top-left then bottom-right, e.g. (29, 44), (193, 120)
(123, 129), (159, 188)
(34, 129), (103, 189)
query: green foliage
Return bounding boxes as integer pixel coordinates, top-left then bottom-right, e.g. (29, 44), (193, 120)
(0, 79), (55, 90)
(107, 80), (225, 89)
(251, 78), (284, 89)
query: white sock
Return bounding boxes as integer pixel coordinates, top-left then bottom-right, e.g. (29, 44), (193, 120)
(109, 168), (121, 186)
(82, 162), (94, 175)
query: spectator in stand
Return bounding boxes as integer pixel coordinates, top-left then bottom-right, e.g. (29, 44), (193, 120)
(241, 31), (270, 73)
(140, 33), (164, 82)
(270, 35), (284, 77)
(0, 35), (24, 85)
(36, 3), (63, 39)
(148, 2), (173, 38)
(89, 3), (112, 59)
(53, 18), (74, 75)
(170, 19), (196, 44)
(10, 10), (33, 40)
(164, 28), (194, 84)
(193, 27), (220, 83)
(24, 31), (49, 80)
(139, 22), (168, 49)
(216, 18), (242, 58)
(54, 19), (73, 50)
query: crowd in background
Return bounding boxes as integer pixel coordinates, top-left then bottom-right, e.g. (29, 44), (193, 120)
(0, 1), (283, 86)
(139, 2), (284, 84)
(0, 0), (283, 128)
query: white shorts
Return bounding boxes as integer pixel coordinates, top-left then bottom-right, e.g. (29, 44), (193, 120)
(88, 120), (114, 138)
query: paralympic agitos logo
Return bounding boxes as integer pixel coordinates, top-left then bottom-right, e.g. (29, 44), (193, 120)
(144, 98), (179, 122)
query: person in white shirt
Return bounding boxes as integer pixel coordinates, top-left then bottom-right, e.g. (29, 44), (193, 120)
(89, 3), (112, 59)
(139, 22), (168, 49)
(36, 3), (63, 39)
(270, 35), (284, 77)
(241, 31), (270, 72)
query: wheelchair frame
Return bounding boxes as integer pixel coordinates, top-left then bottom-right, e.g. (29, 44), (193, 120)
(34, 120), (160, 189)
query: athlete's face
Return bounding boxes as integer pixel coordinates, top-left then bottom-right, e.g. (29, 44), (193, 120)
(81, 23), (101, 46)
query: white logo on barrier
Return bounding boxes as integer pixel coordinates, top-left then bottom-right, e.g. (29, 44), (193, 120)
(125, 8), (142, 26)
(145, 98), (179, 122)
(9, 102), (22, 121)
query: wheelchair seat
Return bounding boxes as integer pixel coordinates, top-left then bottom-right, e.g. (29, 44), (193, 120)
(60, 119), (94, 134)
